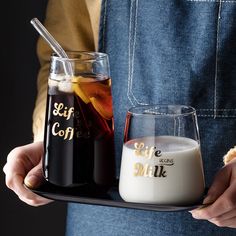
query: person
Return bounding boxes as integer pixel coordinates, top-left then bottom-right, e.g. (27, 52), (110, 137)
(3, 0), (236, 235)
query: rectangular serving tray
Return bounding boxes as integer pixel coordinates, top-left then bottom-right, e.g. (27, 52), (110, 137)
(28, 180), (207, 212)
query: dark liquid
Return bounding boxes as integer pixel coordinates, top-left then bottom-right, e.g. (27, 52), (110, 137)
(43, 76), (115, 191)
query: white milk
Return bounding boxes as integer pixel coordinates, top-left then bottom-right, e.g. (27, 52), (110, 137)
(119, 136), (205, 205)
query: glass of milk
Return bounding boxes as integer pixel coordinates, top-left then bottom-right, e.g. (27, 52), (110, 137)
(119, 105), (205, 205)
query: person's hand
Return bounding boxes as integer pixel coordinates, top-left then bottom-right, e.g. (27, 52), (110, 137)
(190, 159), (236, 228)
(3, 142), (53, 206)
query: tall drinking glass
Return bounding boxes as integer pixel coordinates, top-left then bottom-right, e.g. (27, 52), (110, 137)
(43, 52), (115, 191)
(119, 105), (205, 205)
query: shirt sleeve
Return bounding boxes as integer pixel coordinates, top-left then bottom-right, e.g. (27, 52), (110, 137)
(32, 0), (100, 142)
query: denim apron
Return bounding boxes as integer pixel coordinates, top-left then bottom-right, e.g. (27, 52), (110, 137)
(66, 0), (236, 235)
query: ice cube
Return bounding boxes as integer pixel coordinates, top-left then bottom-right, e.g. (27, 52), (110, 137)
(50, 73), (65, 81)
(58, 80), (73, 93)
(48, 78), (59, 87)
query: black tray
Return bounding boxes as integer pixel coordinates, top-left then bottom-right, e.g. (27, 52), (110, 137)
(28, 180), (208, 212)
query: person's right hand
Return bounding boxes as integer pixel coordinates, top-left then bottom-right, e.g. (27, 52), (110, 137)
(3, 142), (53, 206)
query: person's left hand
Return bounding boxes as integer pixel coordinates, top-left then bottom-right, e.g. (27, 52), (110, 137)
(190, 159), (236, 228)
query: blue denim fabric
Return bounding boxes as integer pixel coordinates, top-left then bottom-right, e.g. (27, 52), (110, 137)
(66, 0), (236, 235)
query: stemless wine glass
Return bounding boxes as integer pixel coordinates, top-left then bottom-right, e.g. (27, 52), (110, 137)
(43, 52), (115, 191)
(119, 105), (205, 205)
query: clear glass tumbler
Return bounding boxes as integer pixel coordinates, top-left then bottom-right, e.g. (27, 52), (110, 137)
(43, 52), (115, 191)
(119, 105), (205, 205)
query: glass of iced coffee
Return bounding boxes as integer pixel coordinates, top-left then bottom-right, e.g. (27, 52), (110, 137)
(43, 52), (115, 191)
(119, 105), (205, 205)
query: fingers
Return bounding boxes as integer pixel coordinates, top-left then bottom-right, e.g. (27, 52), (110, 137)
(203, 164), (231, 205)
(24, 161), (45, 189)
(191, 181), (236, 220)
(4, 166), (51, 206)
(18, 193), (53, 207)
(3, 142), (52, 206)
(209, 208), (236, 226)
(4, 142), (44, 176)
(9, 171), (52, 206)
(209, 216), (236, 228)
(3, 143), (43, 189)
(190, 161), (236, 228)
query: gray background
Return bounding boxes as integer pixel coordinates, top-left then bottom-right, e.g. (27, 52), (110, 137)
(0, 1), (67, 235)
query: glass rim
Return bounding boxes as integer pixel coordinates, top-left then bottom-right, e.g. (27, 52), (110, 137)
(51, 51), (108, 62)
(127, 105), (196, 117)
